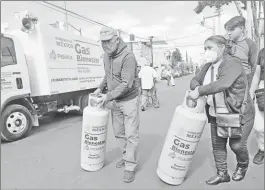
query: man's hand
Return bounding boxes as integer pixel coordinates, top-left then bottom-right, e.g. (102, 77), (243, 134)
(94, 88), (101, 95)
(101, 94), (112, 109)
(188, 87), (200, 100)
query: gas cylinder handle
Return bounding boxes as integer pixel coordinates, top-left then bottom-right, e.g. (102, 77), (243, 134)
(89, 93), (104, 109)
(183, 90), (206, 113)
(184, 90), (197, 108)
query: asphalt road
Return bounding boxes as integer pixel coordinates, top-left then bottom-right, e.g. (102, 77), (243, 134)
(1, 75), (264, 189)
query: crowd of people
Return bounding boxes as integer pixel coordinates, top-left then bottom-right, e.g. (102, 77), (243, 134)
(94, 15), (264, 184)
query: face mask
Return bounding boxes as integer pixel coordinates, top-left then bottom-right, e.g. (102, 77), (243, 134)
(204, 50), (218, 63)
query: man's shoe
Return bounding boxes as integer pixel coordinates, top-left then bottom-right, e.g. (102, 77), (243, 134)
(123, 170), (135, 183)
(141, 106), (146, 111)
(206, 171), (230, 185)
(116, 159), (125, 168)
(253, 150), (264, 165)
(232, 165), (248, 181)
(154, 104), (160, 108)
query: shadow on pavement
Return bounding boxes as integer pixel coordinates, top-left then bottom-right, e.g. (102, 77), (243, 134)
(137, 133), (163, 172)
(186, 137), (211, 178)
(103, 133), (163, 170)
(104, 147), (121, 167)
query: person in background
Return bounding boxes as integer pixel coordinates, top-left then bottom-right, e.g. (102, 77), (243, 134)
(195, 66), (200, 75)
(249, 48), (264, 165)
(189, 35), (255, 185)
(137, 65), (142, 95)
(165, 66), (173, 86)
(94, 26), (140, 183)
(224, 16), (258, 87)
(138, 58), (159, 111)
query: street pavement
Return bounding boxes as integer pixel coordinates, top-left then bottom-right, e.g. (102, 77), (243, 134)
(1, 75), (264, 189)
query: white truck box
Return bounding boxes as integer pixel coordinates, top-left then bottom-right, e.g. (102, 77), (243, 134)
(15, 22), (104, 97)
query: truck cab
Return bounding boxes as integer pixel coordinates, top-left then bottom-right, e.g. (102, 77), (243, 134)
(1, 33), (35, 142)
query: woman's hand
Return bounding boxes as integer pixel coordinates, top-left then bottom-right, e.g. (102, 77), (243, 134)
(188, 87), (200, 100)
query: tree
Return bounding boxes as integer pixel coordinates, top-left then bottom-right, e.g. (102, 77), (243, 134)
(194, 1), (233, 14)
(171, 48), (183, 68)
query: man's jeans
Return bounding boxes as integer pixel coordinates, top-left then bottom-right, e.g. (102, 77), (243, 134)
(111, 96), (140, 171)
(141, 86), (159, 109)
(210, 117), (254, 172)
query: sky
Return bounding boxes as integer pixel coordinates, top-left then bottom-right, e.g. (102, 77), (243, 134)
(1, 1), (244, 63)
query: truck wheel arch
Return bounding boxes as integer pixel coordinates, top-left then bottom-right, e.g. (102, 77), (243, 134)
(1, 95), (39, 127)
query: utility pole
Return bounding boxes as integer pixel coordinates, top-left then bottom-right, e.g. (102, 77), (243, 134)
(149, 36), (154, 67)
(200, 9), (220, 35)
(64, 1), (68, 31)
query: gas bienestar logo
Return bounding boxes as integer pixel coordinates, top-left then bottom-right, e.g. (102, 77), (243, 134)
(49, 50), (73, 60)
(171, 137), (195, 156)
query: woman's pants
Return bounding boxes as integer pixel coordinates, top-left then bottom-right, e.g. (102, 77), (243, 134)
(210, 118), (254, 172)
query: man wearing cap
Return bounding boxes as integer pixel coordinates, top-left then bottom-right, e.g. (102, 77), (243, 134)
(94, 26), (140, 183)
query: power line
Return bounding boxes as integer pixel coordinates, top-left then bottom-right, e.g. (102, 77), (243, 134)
(33, 1), (98, 25)
(166, 29), (209, 42)
(42, 1), (108, 27)
(153, 44), (204, 49)
(37, 1), (149, 40)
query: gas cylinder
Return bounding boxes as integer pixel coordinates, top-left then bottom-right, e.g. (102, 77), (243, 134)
(157, 91), (207, 185)
(80, 93), (109, 171)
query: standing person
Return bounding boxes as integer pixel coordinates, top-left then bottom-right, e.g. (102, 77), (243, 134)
(138, 58), (159, 111)
(224, 16), (258, 87)
(94, 26), (140, 183)
(137, 65), (142, 96)
(189, 35), (255, 185)
(165, 66), (173, 86)
(249, 48), (264, 164)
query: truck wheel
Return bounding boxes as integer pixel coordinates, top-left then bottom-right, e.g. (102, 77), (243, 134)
(1, 104), (33, 142)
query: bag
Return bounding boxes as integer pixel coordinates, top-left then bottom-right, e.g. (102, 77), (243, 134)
(211, 65), (248, 139)
(216, 113), (243, 138)
(255, 88), (264, 111)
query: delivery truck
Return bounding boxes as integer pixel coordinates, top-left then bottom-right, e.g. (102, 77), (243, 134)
(1, 15), (105, 142)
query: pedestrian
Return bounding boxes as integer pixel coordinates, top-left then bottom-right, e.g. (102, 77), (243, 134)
(224, 16), (258, 87)
(195, 66), (200, 75)
(249, 48), (264, 165)
(94, 26), (140, 183)
(188, 35), (255, 185)
(138, 58), (159, 111)
(165, 66), (173, 86)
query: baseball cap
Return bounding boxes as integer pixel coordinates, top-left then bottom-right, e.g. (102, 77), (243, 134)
(100, 26), (118, 41)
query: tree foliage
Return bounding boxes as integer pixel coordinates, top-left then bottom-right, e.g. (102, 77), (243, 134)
(194, 1), (247, 14)
(171, 48), (182, 68)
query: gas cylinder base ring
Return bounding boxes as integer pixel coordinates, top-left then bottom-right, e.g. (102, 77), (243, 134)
(81, 162), (104, 172)
(157, 167), (184, 186)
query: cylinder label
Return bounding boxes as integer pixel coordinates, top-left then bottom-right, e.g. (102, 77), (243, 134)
(159, 127), (205, 178)
(81, 124), (108, 165)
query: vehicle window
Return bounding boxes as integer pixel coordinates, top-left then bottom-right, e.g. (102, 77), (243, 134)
(1, 37), (17, 67)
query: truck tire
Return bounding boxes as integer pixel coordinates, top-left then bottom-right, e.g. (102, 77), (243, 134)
(1, 104), (33, 142)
